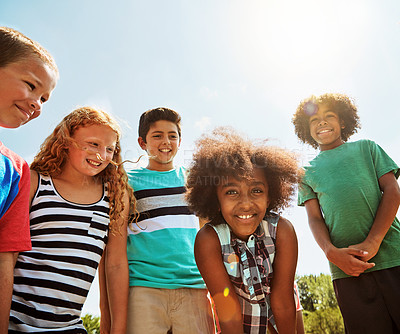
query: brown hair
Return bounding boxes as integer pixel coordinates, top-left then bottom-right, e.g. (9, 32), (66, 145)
(292, 93), (360, 149)
(186, 127), (302, 221)
(0, 26), (58, 77)
(138, 107), (181, 141)
(30, 106), (134, 234)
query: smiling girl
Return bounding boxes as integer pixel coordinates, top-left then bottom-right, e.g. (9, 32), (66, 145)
(9, 107), (133, 334)
(186, 127), (302, 334)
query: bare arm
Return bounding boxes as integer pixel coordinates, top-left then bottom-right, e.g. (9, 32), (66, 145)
(104, 192), (130, 334)
(270, 217), (297, 333)
(0, 170), (37, 333)
(0, 252), (17, 334)
(305, 199), (374, 276)
(195, 225), (243, 334)
(349, 172), (400, 260)
(99, 254), (111, 334)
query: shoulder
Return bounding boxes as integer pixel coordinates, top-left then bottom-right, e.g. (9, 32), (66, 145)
(29, 170), (40, 202)
(277, 216), (295, 231)
(0, 144), (29, 176)
(276, 216), (297, 242)
(30, 170), (39, 185)
(195, 224), (221, 255)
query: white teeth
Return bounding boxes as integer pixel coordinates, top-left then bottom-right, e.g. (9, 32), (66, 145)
(87, 159), (101, 167)
(238, 215), (253, 219)
(318, 129), (331, 134)
(160, 149), (170, 152)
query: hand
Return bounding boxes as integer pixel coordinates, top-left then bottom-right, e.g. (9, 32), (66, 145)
(349, 239), (380, 262)
(325, 246), (375, 277)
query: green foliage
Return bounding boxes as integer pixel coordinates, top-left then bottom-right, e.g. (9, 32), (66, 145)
(81, 314), (100, 334)
(297, 274), (345, 334)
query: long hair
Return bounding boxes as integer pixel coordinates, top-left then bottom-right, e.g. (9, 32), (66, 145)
(31, 106), (134, 234)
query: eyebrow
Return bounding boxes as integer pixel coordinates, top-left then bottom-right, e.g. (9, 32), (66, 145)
(150, 130), (178, 134)
(221, 181), (265, 188)
(221, 182), (238, 188)
(27, 71), (44, 88)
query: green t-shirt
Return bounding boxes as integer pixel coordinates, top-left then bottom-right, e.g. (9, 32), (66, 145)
(298, 139), (400, 280)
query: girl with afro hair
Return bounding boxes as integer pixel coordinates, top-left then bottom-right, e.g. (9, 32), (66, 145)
(186, 127), (302, 334)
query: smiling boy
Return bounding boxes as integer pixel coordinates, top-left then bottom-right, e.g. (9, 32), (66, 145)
(125, 108), (214, 334)
(293, 93), (400, 333)
(0, 26), (58, 333)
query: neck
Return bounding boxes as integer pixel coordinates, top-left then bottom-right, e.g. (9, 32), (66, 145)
(146, 161), (174, 171)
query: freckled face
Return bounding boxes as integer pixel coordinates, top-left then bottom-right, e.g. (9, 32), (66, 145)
(216, 168), (269, 241)
(65, 124), (118, 178)
(0, 58), (57, 128)
(308, 104), (344, 151)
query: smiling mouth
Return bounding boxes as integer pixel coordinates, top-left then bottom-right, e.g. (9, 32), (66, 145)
(159, 148), (171, 153)
(87, 159), (101, 167)
(317, 129), (332, 135)
(16, 105), (31, 119)
(237, 214), (255, 219)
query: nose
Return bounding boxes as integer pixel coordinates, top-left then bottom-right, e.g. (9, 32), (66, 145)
(96, 147), (108, 161)
(240, 193), (253, 210)
(29, 98), (42, 120)
(318, 118), (327, 126)
(163, 137), (171, 144)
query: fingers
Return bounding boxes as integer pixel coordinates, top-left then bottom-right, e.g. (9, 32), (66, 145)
(347, 248), (368, 257)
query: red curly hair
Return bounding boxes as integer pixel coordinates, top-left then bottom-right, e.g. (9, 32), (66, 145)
(30, 106), (134, 234)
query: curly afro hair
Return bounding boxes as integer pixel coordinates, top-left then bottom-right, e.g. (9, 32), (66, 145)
(292, 93), (361, 149)
(186, 127), (302, 221)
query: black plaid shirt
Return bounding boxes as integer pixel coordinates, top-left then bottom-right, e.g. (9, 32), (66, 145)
(210, 213), (278, 334)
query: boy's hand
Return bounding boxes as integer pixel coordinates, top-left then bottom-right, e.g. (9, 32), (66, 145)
(325, 246), (375, 277)
(349, 240), (380, 262)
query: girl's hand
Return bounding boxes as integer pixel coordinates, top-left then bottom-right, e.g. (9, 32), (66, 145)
(325, 246), (375, 276)
(194, 225), (243, 334)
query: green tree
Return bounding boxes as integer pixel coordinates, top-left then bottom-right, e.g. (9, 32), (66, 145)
(81, 314), (100, 334)
(297, 274), (344, 334)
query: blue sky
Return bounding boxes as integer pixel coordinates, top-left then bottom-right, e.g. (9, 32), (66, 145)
(1, 0), (399, 316)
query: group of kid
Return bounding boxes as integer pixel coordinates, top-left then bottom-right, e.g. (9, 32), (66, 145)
(0, 26), (399, 334)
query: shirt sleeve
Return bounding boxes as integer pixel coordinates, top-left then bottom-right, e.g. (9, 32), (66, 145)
(0, 154), (31, 252)
(368, 140), (399, 179)
(297, 177), (317, 207)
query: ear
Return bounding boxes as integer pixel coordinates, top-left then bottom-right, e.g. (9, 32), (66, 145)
(178, 136), (182, 147)
(341, 120), (345, 129)
(138, 137), (147, 151)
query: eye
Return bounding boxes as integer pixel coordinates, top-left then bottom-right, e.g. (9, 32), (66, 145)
(252, 188), (263, 194)
(40, 96), (47, 103)
(226, 189), (238, 195)
(106, 147), (114, 153)
(25, 81), (35, 90)
(169, 134), (178, 140)
(309, 117), (318, 124)
(88, 142), (98, 147)
(152, 135), (161, 138)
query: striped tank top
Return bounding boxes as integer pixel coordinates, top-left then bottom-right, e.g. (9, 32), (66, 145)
(9, 174), (110, 333)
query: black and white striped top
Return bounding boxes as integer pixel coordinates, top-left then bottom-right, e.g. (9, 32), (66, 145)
(9, 174), (109, 333)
